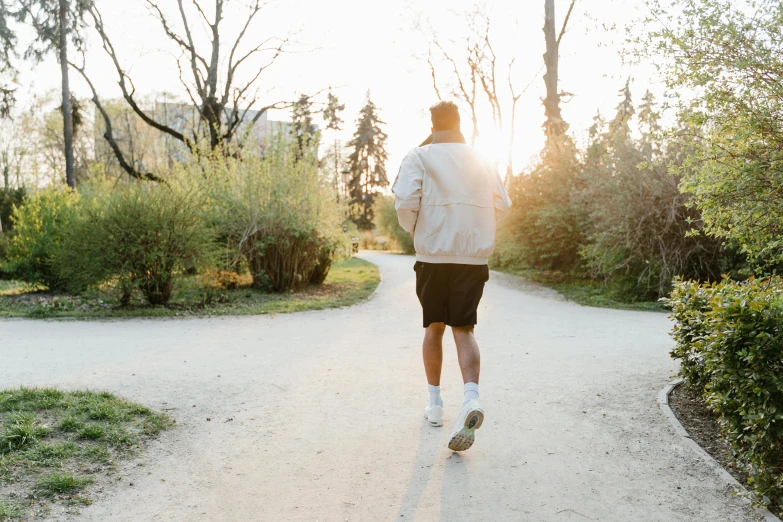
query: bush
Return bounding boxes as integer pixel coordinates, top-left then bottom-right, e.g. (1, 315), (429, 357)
(205, 132), (345, 293)
(244, 226), (325, 292)
(496, 142), (585, 273)
(667, 279), (719, 389)
(667, 276), (783, 509)
(375, 195), (414, 254)
(2, 187), (79, 289)
(0, 187), (26, 234)
(56, 181), (216, 305)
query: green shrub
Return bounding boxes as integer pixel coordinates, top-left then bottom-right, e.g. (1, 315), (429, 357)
(0, 187), (25, 234)
(375, 195), (414, 254)
(667, 279), (719, 389)
(497, 143), (585, 273)
(56, 181), (216, 305)
(2, 187), (79, 289)
(205, 132), (345, 292)
(668, 276), (783, 508)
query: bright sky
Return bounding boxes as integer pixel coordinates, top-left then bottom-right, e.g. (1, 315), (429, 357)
(15, 0), (662, 177)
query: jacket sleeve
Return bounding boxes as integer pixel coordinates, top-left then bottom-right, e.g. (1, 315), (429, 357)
(491, 165), (512, 222)
(392, 149), (425, 233)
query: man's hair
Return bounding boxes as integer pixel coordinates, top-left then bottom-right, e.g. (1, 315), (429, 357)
(430, 101), (460, 131)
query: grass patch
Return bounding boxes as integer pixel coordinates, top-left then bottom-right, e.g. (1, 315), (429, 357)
(0, 387), (173, 519)
(0, 499), (23, 520)
(0, 257), (380, 319)
(34, 471), (92, 497)
(495, 266), (668, 312)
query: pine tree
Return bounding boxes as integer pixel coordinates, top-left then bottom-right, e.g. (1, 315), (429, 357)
(346, 92), (388, 230)
(608, 79), (635, 144)
(322, 88), (345, 198)
(290, 94), (317, 161)
(638, 90), (661, 161)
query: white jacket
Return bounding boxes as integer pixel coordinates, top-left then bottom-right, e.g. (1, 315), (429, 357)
(392, 138), (512, 265)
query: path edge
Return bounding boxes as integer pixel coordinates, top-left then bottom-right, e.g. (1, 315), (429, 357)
(659, 378), (780, 522)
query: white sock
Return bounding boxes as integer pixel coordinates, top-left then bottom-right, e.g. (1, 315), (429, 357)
(463, 382), (479, 406)
(428, 384), (443, 408)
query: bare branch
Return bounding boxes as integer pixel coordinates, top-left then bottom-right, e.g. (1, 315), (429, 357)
(145, 1), (208, 73)
(224, 37), (285, 106)
(427, 50), (442, 101)
(557, 0), (578, 47)
(190, 0), (212, 28)
(90, 6), (194, 150)
(69, 59), (165, 182)
(223, 0), (267, 103)
(175, 0), (207, 97)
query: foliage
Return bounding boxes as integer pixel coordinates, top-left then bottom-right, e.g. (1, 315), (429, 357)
(291, 94), (318, 161)
(0, 257), (379, 319)
(375, 195), (414, 254)
(577, 90), (726, 300)
(204, 132), (345, 293)
(322, 88), (345, 132)
(641, 0), (783, 267)
(55, 180), (216, 305)
(347, 93), (389, 230)
(2, 186), (78, 289)
(667, 277), (783, 510)
(0, 186), (24, 233)
(495, 83), (737, 302)
(667, 279), (718, 388)
(496, 138), (584, 273)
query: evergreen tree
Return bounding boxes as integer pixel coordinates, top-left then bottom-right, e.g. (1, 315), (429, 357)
(346, 92), (388, 230)
(323, 88), (344, 132)
(322, 88), (345, 198)
(637, 90), (661, 161)
(290, 94), (317, 161)
(608, 79), (634, 144)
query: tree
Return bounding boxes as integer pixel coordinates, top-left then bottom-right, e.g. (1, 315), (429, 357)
(0, 1), (17, 118)
(322, 87), (344, 196)
(73, 0), (302, 181)
(640, 0), (783, 267)
(1, 0), (90, 189)
(578, 87), (725, 299)
(346, 93), (388, 230)
(290, 94), (317, 161)
(423, 6), (538, 175)
(542, 0), (577, 146)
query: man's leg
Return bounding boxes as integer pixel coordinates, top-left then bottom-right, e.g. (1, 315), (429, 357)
(448, 325), (484, 451)
(422, 322), (446, 426)
(423, 322), (446, 386)
(452, 326), (480, 385)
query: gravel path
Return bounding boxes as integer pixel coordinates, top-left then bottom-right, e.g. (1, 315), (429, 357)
(0, 252), (761, 521)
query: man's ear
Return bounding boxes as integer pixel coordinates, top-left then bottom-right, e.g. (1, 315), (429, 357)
(431, 127), (435, 133)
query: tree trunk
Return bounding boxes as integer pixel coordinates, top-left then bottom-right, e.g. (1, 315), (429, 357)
(543, 0), (564, 143)
(59, 0), (75, 189)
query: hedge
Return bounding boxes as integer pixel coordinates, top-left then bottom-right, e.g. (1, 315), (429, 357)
(667, 277), (783, 511)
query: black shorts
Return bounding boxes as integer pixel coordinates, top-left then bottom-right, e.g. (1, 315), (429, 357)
(414, 261), (490, 328)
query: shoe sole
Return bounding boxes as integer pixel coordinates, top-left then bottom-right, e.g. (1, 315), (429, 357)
(448, 408), (484, 452)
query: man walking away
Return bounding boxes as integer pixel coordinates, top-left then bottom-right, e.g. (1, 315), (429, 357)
(392, 101), (512, 452)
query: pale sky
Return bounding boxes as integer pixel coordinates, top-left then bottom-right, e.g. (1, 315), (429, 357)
(14, 0), (662, 177)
